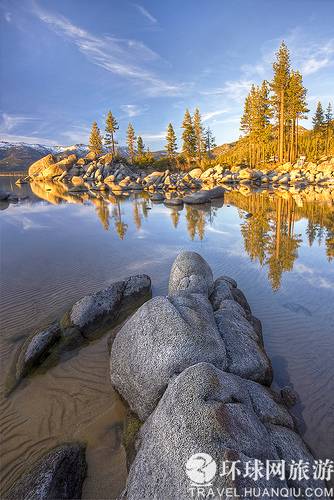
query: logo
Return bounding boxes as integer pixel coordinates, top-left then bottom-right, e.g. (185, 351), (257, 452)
(186, 453), (217, 485)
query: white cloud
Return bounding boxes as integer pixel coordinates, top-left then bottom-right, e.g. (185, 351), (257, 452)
(4, 11), (11, 22)
(141, 132), (165, 141)
(201, 80), (253, 102)
(0, 133), (56, 145)
(202, 109), (228, 122)
(1, 113), (38, 132)
(32, 2), (183, 96)
(121, 104), (145, 117)
(133, 3), (157, 24)
(301, 57), (330, 75)
(60, 125), (91, 144)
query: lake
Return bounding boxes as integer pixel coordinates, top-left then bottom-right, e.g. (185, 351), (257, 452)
(1, 177), (334, 498)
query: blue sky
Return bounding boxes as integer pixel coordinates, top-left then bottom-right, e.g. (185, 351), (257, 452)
(0, 0), (334, 149)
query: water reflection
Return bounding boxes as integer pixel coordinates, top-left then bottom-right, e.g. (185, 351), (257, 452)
(3, 179), (334, 291)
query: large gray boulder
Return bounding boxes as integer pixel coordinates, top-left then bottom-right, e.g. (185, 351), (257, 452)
(61, 274), (151, 339)
(168, 251), (214, 296)
(5, 443), (86, 500)
(123, 363), (316, 500)
(214, 299), (273, 385)
(110, 294), (227, 420)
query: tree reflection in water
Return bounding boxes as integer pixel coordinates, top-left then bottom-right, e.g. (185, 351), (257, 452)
(28, 181), (334, 290)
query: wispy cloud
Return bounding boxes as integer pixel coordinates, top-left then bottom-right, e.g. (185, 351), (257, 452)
(32, 2), (183, 96)
(133, 3), (157, 24)
(4, 11), (11, 22)
(121, 104), (146, 117)
(202, 109), (228, 122)
(0, 133), (56, 145)
(60, 125), (91, 144)
(1, 113), (38, 132)
(201, 80), (253, 102)
(141, 132), (165, 141)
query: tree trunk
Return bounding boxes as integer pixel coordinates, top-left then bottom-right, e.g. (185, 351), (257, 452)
(111, 132), (115, 156)
(279, 90), (285, 163)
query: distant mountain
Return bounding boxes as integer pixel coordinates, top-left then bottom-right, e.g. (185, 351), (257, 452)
(0, 142), (91, 172)
(0, 141), (166, 172)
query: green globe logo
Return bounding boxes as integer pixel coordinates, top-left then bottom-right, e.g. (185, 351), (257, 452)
(186, 453), (217, 485)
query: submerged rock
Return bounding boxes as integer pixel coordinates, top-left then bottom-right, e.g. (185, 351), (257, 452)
(5, 442), (87, 500)
(16, 322), (61, 380)
(281, 386), (299, 408)
(168, 251), (214, 296)
(110, 293), (227, 420)
(7, 275), (151, 395)
(0, 189), (10, 201)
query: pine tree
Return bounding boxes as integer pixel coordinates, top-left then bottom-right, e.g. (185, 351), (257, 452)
(181, 109), (196, 166)
(193, 108), (204, 162)
(270, 41), (291, 162)
(104, 111), (119, 156)
(137, 136), (145, 157)
(240, 81), (272, 166)
(312, 102), (325, 157)
(325, 102), (333, 154)
(204, 127), (216, 156)
(89, 121), (103, 155)
(286, 71), (308, 161)
(312, 101), (325, 131)
(165, 123), (177, 161)
(126, 123), (136, 163)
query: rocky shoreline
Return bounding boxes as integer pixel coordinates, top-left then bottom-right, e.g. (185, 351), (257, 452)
(10, 152), (334, 205)
(4, 252), (327, 499)
(110, 251), (326, 499)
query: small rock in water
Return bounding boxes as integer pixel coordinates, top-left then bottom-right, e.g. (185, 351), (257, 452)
(0, 189), (10, 201)
(5, 442), (87, 500)
(281, 386), (298, 408)
(16, 322), (61, 380)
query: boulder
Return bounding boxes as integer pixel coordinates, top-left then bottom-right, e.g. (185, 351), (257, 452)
(28, 154), (77, 179)
(168, 251), (214, 296)
(209, 276), (234, 309)
(16, 322), (61, 381)
(61, 275), (151, 339)
(71, 176), (84, 186)
(187, 167), (202, 179)
(5, 443), (87, 500)
(28, 154), (55, 177)
(123, 363), (307, 499)
(110, 294), (227, 420)
(183, 191), (212, 204)
(214, 300), (273, 385)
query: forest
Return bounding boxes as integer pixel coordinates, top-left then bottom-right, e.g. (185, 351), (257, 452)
(87, 41), (334, 171)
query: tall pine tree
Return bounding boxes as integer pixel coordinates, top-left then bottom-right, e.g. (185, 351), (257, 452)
(181, 109), (196, 166)
(204, 127), (216, 157)
(137, 136), (145, 157)
(165, 123), (177, 161)
(104, 111), (119, 156)
(270, 41), (291, 162)
(286, 70), (308, 161)
(193, 108), (204, 163)
(325, 102), (333, 154)
(89, 121), (103, 155)
(126, 123), (136, 163)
